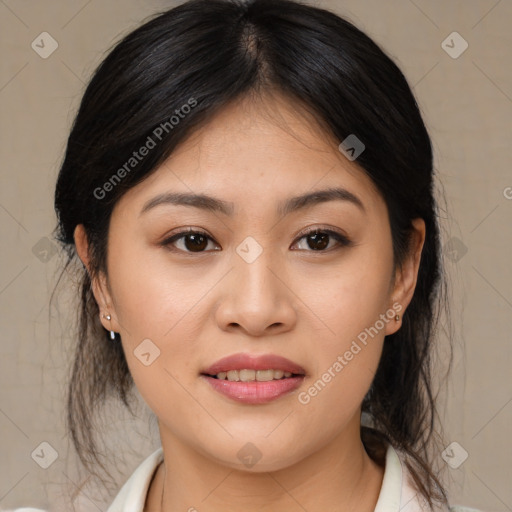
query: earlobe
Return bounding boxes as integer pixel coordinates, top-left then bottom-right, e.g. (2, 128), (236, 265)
(385, 300), (403, 336)
(73, 225), (120, 334)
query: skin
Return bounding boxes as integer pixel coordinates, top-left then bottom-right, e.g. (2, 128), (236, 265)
(75, 93), (425, 512)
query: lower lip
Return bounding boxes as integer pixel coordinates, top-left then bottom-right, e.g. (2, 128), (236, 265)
(201, 375), (305, 404)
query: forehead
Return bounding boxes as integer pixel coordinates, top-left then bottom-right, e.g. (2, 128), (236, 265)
(115, 93), (385, 218)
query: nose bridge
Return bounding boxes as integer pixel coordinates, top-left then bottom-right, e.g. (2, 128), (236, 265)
(215, 237), (296, 335)
(232, 238), (281, 306)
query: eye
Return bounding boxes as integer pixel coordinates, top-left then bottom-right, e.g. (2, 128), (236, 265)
(161, 228), (220, 253)
(161, 227), (353, 254)
(292, 228), (353, 252)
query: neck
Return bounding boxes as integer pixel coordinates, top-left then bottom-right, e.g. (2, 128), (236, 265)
(146, 420), (385, 512)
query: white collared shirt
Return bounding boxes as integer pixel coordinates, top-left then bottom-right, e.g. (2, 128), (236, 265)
(5, 444), (481, 512)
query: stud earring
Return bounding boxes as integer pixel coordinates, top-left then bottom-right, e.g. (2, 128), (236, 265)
(395, 314), (400, 322)
(102, 313), (116, 340)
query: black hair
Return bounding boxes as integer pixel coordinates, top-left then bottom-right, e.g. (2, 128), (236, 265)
(53, 0), (451, 507)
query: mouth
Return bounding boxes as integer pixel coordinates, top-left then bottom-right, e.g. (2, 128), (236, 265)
(200, 353), (306, 404)
(202, 369), (304, 381)
(201, 352), (306, 376)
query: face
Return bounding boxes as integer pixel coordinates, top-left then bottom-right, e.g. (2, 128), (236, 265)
(76, 94), (425, 472)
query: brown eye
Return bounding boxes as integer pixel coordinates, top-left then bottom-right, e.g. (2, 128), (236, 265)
(162, 229), (219, 253)
(305, 232), (330, 250)
(182, 232), (209, 252)
(293, 228), (353, 252)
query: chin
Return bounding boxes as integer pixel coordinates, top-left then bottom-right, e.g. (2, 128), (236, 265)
(195, 434), (308, 473)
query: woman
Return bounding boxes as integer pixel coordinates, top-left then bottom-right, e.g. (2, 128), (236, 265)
(10, 0), (481, 510)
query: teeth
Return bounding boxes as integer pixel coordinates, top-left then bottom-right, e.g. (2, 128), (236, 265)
(239, 369), (256, 381)
(226, 370), (239, 381)
(214, 369), (297, 381)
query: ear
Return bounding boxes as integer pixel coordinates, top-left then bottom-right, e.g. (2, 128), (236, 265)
(385, 218), (426, 336)
(74, 224), (121, 334)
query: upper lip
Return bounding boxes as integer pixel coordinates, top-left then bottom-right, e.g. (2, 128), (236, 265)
(201, 353), (306, 376)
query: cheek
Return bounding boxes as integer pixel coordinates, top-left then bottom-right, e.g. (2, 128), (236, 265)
(298, 235), (393, 346)
(293, 276), (389, 445)
(294, 236), (393, 409)
(105, 237), (216, 399)
(107, 235), (215, 341)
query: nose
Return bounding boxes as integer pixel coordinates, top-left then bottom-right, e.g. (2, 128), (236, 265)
(214, 249), (298, 337)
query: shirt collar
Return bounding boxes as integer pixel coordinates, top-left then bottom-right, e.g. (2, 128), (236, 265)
(107, 446), (164, 512)
(107, 443), (433, 512)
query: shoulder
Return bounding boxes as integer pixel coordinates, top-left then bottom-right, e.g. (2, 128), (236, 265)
(5, 446), (484, 512)
(382, 443), (483, 512)
(106, 446), (164, 511)
(5, 448), (164, 512)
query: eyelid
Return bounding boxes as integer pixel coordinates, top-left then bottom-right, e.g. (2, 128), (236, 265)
(160, 227), (220, 253)
(291, 226), (354, 250)
(160, 225), (354, 253)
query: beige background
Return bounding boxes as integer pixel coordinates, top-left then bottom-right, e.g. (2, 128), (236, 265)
(1, 0), (511, 511)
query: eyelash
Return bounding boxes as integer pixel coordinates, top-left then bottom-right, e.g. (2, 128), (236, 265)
(160, 227), (353, 254)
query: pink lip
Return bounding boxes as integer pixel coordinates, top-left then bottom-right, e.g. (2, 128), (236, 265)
(201, 352), (306, 376)
(201, 375), (304, 404)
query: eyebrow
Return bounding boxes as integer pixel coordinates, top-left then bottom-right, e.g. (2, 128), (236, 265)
(139, 187), (365, 217)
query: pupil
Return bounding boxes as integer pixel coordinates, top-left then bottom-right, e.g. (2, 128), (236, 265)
(308, 233), (329, 250)
(183, 233), (330, 252)
(185, 234), (208, 252)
